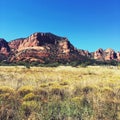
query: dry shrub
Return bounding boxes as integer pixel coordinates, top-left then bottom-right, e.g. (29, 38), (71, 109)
(50, 86), (68, 100)
(23, 93), (36, 101)
(18, 86), (34, 97)
(82, 86), (93, 94)
(21, 101), (39, 117)
(0, 86), (15, 94)
(0, 105), (15, 120)
(59, 81), (69, 86)
(101, 87), (115, 98)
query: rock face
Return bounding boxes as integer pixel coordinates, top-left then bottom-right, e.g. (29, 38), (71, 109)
(9, 38), (25, 51)
(0, 38), (10, 55)
(0, 32), (120, 63)
(0, 38), (10, 61)
(104, 48), (117, 60)
(78, 49), (91, 58)
(117, 52), (120, 61)
(93, 48), (118, 61)
(9, 32), (64, 51)
(94, 48), (104, 61)
(8, 32), (83, 63)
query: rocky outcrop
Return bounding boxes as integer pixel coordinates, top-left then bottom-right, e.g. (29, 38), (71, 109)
(78, 49), (91, 58)
(0, 38), (10, 61)
(9, 32), (62, 51)
(0, 38), (10, 55)
(8, 32), (83, 63)
(94, 48), (104, 61)
(117, 52), (120, 61)
(104, 48), (117, 60)
(9, 38), (25, 51)
(0, 39), (10, 53)
(0, 32), (120, 63)
(93, 48), (118, 61)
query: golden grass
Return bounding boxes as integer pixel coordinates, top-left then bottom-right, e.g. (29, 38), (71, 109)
(0, 65), (120, 119)
(0, 65), (120, 92)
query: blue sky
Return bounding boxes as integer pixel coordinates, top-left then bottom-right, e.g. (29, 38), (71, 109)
(0, 0), (120, 52)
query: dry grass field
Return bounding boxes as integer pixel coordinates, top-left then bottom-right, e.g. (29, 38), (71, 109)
(0, 65), (120, 120)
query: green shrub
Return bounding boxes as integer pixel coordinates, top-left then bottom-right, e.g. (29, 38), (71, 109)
(69, 61), (80, 67)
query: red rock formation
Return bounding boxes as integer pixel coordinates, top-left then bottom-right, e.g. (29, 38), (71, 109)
(58, 40), (70, 54)
(8, 32), (82, 63)
(0, 38), (10, 55)
(1, 32), (120, 63)
(117, 52), (120, 61)
(78, 49), (91, 58)
(9, 38), (25, 51)
(93, 48), (118, 61)
(104, 48), (117, 60)
(94, 48), (104, 60)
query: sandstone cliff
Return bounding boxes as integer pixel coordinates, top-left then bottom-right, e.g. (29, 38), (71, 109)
(0, 38), (10, 55)
(7, 32), (83, 63)
(0, 32), (120, 63)
(93, 48), (118, 61)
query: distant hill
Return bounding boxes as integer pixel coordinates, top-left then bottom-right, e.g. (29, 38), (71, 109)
(0, 32), (120, 64)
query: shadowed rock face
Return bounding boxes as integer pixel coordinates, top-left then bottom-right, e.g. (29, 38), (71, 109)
(104, 48), (117, 60)
(0, 38), (10, 55)
(0, 32), (120, 63)
(0, 38), (10, 61)
(94, 48), (104, 61)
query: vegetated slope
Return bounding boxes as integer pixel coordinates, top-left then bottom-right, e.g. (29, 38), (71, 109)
(0, 66), (120, 119)
(0, 32), (120, 64)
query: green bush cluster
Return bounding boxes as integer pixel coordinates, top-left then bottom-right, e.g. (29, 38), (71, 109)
(0, 59), (119, 67)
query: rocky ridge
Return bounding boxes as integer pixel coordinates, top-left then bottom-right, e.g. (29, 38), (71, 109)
(0, 32), (120, 63)
(0, 32), (85, 63)
(94, 48), (120, 61)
